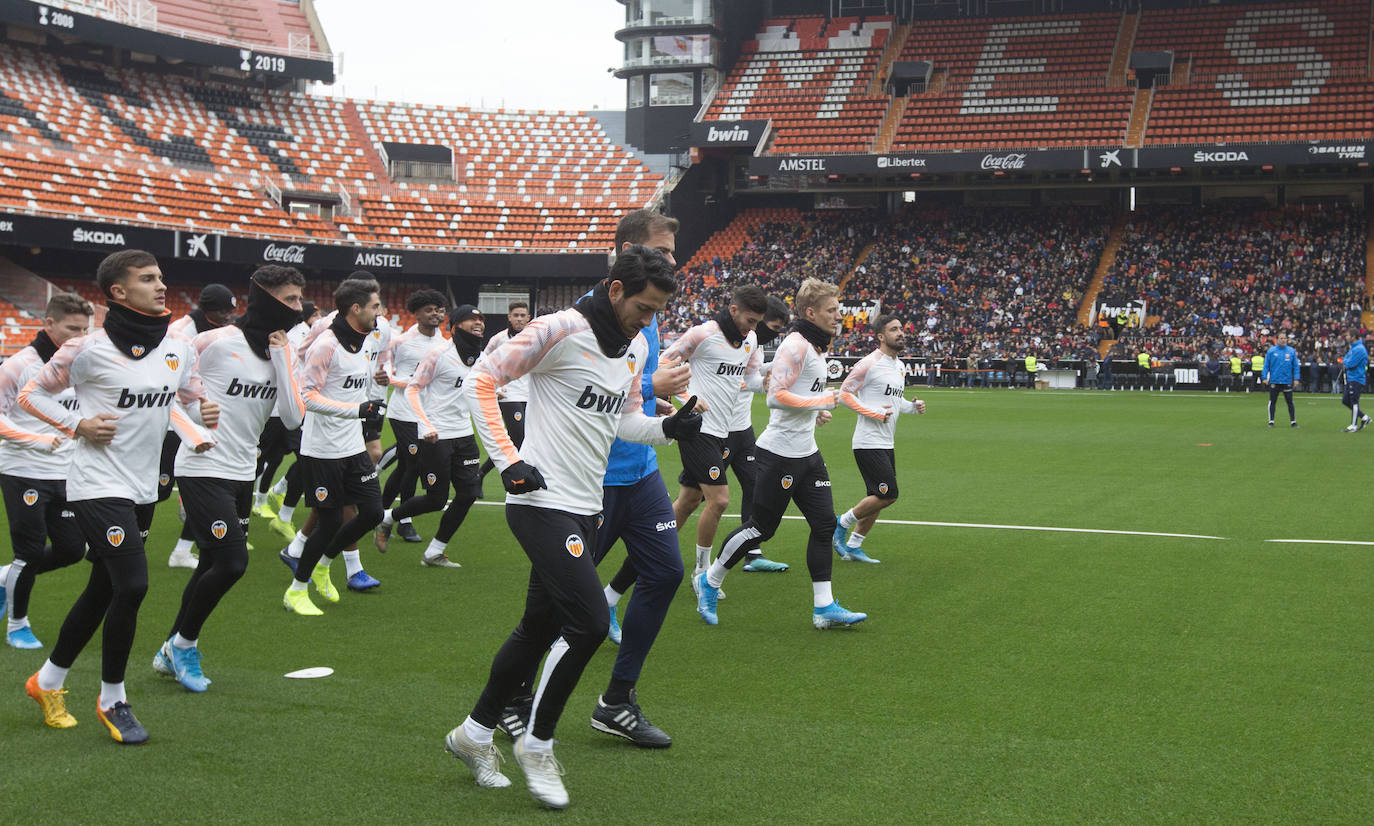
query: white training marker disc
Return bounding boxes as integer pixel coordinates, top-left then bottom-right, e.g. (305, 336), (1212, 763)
(284, 667), (334, 679)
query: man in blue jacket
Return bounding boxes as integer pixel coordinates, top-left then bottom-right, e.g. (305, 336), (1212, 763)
(1343, 330), (1370, 432)
(1262, 333), (1300, 428)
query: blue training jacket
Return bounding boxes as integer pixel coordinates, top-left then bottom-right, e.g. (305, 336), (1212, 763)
(1262, 344), (1299, 385)
(1344, 340), (1368, 385)
(582, 284), (659, 485)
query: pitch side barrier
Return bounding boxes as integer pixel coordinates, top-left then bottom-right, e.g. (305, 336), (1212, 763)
(823, 357), (1344, 392)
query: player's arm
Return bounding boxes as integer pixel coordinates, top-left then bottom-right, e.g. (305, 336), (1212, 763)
(470, 314), (569, 474)
(838, 352), (890, 421)
(298, 339), (365, 419)
(0, 354), (61, 450)
(767, 336), (836, 411)
(171, 339), (216, 451)
(742, 343), (765, 393)
(616, 356), (675, 446)
(269, 330), (306, 430)
(407, 348), (441, 442)
(17, 336), (89, 439)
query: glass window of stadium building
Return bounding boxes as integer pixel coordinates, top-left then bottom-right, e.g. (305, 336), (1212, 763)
(616, 0), (723, 152)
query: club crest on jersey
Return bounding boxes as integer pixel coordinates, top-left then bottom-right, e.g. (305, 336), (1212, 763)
(22, 488), (38, 506)
(627, 353), (638, 374)
(131, 344), (145, 357)
(106, 526), (126, 547)
(708, 466), (721, 481)
(164, 353), (180, 371)
(210, 520), (228, 540)
(426, 473), (437, 486)
(408, 444), (418, 455)
(781, 475), (794, 490)
(314, 486), (329, 502)
(159, 473), (171, 487)
(878, 482), (889, 495)
(565, 534), (584, 558)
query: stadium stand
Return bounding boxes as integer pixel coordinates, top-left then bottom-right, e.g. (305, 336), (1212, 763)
(140, 0), (323, 58)
(1138, 0), (1374, 145)
(705, 16), (893, 153)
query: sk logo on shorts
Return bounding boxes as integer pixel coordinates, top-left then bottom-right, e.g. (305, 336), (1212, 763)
(22, 489), (38, 506)
(426, 473), (437, 486)
(565, 534), (584, 558)
(131, 345), (145, 357)
(210, 519), (228, 540)
(106, 526), (126, 547)
(627, 353), (638, 374)
(164, 353), (180, 371)
(314, 486), (329, 502)
(878, 482), (889, 495)
(708, 466), (721, 481)
(781, 475), (794, 490)
(159, 473), (171, 487)
(408, 444), (418, 455)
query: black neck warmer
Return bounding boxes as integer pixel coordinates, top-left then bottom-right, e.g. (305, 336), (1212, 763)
(715, 306), (745, 348)
(330, 312), (369, 354)
(235, 280), (302, 360)
(794, 319), (833, 351)
(29, 330), (59, 362)
(189, 307), (220, 334)
(104, 301), (171, 359)
(452, 327), (483, 366)
(755, 322), (783, 347)
(574, 280), (634, 358)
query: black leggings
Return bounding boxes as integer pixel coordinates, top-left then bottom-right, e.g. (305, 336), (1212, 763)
(0, 475), (85, 621)
(169, 478), (252, 641)
(293, 501), (385, 584)
(281, 461), (304, 508)
(715, 449), (835, 583)
(380, 420), (421, 510)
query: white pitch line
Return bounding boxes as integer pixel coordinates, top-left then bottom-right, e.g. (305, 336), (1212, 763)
(469, 500), (1223, 540)
(1265, 539), (1374, 547)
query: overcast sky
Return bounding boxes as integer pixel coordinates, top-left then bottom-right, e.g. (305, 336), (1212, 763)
(310, 0), (629, 112)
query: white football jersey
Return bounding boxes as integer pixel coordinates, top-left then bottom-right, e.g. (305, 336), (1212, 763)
(19, 329), (211, 504)
(481, 328), (530, 403)
(662, 320), (763, 438)
(840, 349), (917, 450)
(176, 326), (305, 481)
(408, 344), (475, 440)
(297, 326), (372, 460)
(755, 332), (836, 459)
(0, 345), (78, 480)
(385, 324), (447, 423)
(467, 308), (668, 516)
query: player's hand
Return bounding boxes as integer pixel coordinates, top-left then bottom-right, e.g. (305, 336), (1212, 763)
(762, 373), (771, 394)
(267, 330), (289, 349)
(880, 404), (894, 423)
(373, 368), (390, 386)
(662, 395), (702, 441)
(652, 355), (691, 397)
(191, 439), (215, 454)
(829, 389), (841, 405)
(913, 398), (926, 414)
(816, 409), (833, 426)
(200, 401), (220, 429)
(655, 398), (675, 416)
(48, 435), (64, 452)
(501, 461), (547, 495)
(76, 413), (118, 445)
(358, 400), (387, 420)
(422, 430), (439, 443)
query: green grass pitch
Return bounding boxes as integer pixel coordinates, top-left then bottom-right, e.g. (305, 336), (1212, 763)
(4, 388), (1374, 823)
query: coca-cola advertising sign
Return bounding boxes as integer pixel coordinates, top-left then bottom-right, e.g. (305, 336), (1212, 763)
(263, 243), (306, 264)
(980, 153), (1027, 171)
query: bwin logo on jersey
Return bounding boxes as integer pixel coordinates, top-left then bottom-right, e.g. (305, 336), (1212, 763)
(810, 378), (825, 392)
(781, 475), (794, 490)
(343, 376), (369, 390)
(314, 486), (329, 502)
(226, 378), (277, 399)
(22, 489), (38, 506)
(575, 385), (627, 414)
(164, 353), (180, 371)
(118, 387), (177, 409)
(106, 526), (126, 547)
(210, 520), (228, 540)
(565, 534), (585, 558)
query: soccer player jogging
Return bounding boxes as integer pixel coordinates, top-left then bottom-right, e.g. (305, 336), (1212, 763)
(0, 293), (93, 649)
(444, 245), (700, 809)
(1262, 333), (1300, 429)
(665, 284), (770, 582)
(1342, 330), (1369, 432)
(376, 289), (449, 545)
(477, 299), (533, 483)
(164, 283), (237, 569)
(18, 249), (218, 744)
(832, 315), (926, 562)
(252, 299), (318, 532)
(374, 305), (485, 566)
(282, 278), (388, 615)
(152, 266), (305, 692)
(697, 277), (868, 629)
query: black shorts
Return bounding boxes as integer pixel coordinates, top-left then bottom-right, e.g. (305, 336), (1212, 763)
(0, 475), (82, 562)
(748, 448), (833, 533)
(853, 448), (899, 500)
(301, 453), (382, 510)
(677, 432), (728, 489)
(390, 419), (421, 465)
(499, 401), (527, 448)
(178, 476), (252, 551)
(724, 427), (757, 481)
(1344, 381), (1365, 408)
(258, 417), (302, 458)
(419, 435), (483, 500)
(72, 497), (156, 559)
(158, 430), (180, 501)
(362, 418), (384, 443)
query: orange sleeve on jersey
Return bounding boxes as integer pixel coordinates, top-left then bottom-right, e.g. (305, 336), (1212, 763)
(299, 335), (360, 416)
(769, 335), (832, 409)
(662, 322), (711, 363)
(169, 405), (210, 448)
(16, 338), (80, 437)
(474, 371), (520, 466)
(839, 391), (886, 421)
(838, 353), (885, 419)
(0, 354), (57, 447)
(407, 349), (438, 436)
(274, 344), (307, 426)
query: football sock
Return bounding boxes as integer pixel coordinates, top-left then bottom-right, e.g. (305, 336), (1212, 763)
(694, 545), (710, 570)
(425, 538), (447, 556)
(603, 677), (633, 706)
(847, 532), (866, 549)
(99, 681), (126, 709)
(604, 585), (622, 608)
(706, 560), (727, 590)
(812, 580), (834, 608)
(9, 617), (30, 632)
(462, 716), (494, 745)
(381, 509), (395, 527)
(839, 510), (858, 529)
(342, 550), (364, 577)
(271, 476), (288, 496)
(253, 491), (267, 509)
(288, 531), (307, 559)
(278, 505), (295, 523)
(172, 537), (193, 555)
(288, 579), (308, 592)
(523, 733), (555, 754)
(171, 633), (196, 650)
(37, 659), (68, 690)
